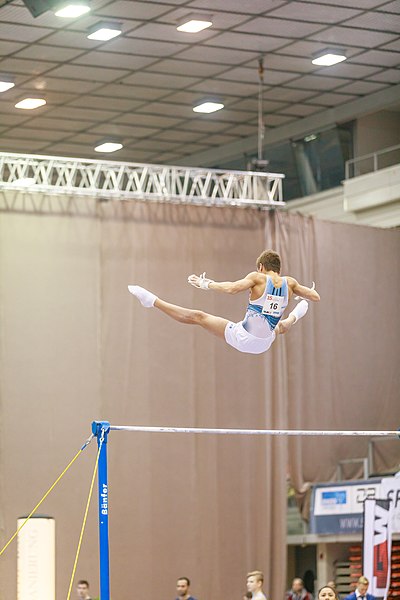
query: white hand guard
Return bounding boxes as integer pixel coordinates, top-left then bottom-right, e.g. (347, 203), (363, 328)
(187, 272), (214, 290)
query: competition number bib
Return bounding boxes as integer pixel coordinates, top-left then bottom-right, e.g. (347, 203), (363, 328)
(262, 294), (285, 317)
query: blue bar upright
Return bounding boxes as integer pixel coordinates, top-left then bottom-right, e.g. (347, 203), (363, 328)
(92, 421), (111, 600)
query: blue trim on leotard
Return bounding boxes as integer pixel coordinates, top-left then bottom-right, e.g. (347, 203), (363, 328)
(245, 276), (288, 331)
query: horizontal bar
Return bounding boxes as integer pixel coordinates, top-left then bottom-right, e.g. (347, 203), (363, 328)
(109, 425), (399, 437)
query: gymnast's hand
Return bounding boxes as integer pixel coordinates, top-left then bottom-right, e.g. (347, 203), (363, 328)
(188, 272), (214, 290)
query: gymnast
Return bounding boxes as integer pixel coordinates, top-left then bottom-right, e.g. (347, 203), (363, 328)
(128, 249), (320, 355)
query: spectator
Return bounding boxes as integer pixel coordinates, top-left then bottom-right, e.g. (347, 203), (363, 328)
(247, 571), (267, 600)
(176, 577), (197, 600)
(76, 580), (92, 600)
(318, 586), (338, 600)
(286, 578), (314, 600)
(344, 576), (375, 600)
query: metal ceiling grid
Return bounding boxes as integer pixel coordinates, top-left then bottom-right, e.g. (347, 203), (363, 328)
(0, 0), (398, 165)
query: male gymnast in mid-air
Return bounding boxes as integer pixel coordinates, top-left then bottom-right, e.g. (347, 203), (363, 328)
(128, 249), (320, 355)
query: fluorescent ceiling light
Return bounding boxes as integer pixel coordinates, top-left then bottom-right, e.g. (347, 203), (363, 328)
(312, 51), (346, 66)
(88, 22), (122, 41)
(193, 101), (224, 114)
(94, 142), (123, 153)
(15, 98), (46, 110)
(0, 80), (15, 93)
(177, 15), (212, 33)
(54, 2), (90, 17)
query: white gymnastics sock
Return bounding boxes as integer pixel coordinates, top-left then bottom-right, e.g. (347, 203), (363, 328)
(128, 285), (157, 308)
(290, 299), (309, 322)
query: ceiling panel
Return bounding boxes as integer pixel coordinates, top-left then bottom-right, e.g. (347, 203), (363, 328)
(136, 102), (195, 118)
(217, 67), (297, 86)
(45, 63), (130, 82)
(280, 103), (324, 117)
(0, 137), (49, 150)
(235, 17), (325, 37)
(343, 12), (400, 31)
(172, 45), (259, 65)
(267, 2), (362, 23)
(301, 0), (391, 7)
(0, 57), (58, 75)
(309, 26), (398, 47)
(105, 36), (185, 57)
(379, 1), (400, 13)
(264, 87), (323, 102)
(189, 79), (260, 98)
(21, 116), (97, 131)
(44, 105), (120, 122)
(368, 69), (400, 84)
(14, 44), (84, 62)
(69, 95), (142, 112)
(26, 76), (103, 93)
(89, 123), (161, 138)
(304, 92), (359, 106)
(146, 59), (226, 78)
(72, 51), (156, 70)
(187, 0), (285, 13)
(91, 83), (167, 101)
(0, 23), (50, 42)
(113, 113), (184, 129)
(122, 71), (201, 89)
(351, 49), (400, 67)
(0, 40), (27, 55)
(202, 32), (291, 53)
(316, 62), (382, 78)
(335, 80), (388, 94)
(285, 74), (349, 90)
(96, 1), (174, 20)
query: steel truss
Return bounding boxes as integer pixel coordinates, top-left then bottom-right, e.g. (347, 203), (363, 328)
(0, 152), (284, 207)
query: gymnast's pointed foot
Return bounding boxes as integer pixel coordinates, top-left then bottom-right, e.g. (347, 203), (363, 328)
(276, 300), (309, 334)
(128, 285), (157, 308)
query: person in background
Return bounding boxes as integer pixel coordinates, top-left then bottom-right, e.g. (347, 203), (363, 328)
(247, 570), (267, 600)
(76, 580), (92, 600)
(286, 578), (314, 600)
(344, 576), (375, 600)
(176, 577), (197, 600)
(318, 585), (339, 600)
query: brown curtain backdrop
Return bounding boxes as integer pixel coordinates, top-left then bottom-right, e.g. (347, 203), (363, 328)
(0, 196), (399, 600)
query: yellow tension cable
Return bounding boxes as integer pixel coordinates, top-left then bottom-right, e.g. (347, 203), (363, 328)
(0, 447), (84, 558)
(66, 441), (102, 600)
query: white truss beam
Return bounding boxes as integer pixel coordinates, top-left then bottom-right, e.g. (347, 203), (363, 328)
(0, 152), (285, 208)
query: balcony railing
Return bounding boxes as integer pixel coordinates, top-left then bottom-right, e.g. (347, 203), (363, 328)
(345, 143), (400, 179)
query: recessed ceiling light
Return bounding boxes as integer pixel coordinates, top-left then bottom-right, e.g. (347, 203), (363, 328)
(94, 141), (123, 153)
(177, 14), (212, 33)
(312, 50), (346, 66)
(54, 1), (90, 17)
(193, 101), (224, 114)
(15, 98), (46, 110)
(87, 21), (122, 41)
(0, 80), (15, 93)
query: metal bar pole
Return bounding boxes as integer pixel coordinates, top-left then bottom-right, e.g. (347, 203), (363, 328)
(92, 421), (111, 600)
(109, 424), (400, 437)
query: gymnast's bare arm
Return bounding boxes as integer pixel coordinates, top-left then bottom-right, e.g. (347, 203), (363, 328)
(287, 277), (320, 301)
(188, 271), (262, 294)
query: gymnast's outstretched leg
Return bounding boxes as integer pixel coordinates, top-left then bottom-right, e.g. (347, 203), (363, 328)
(128, 285), (229, 339)
(275, 299), (309, 335)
